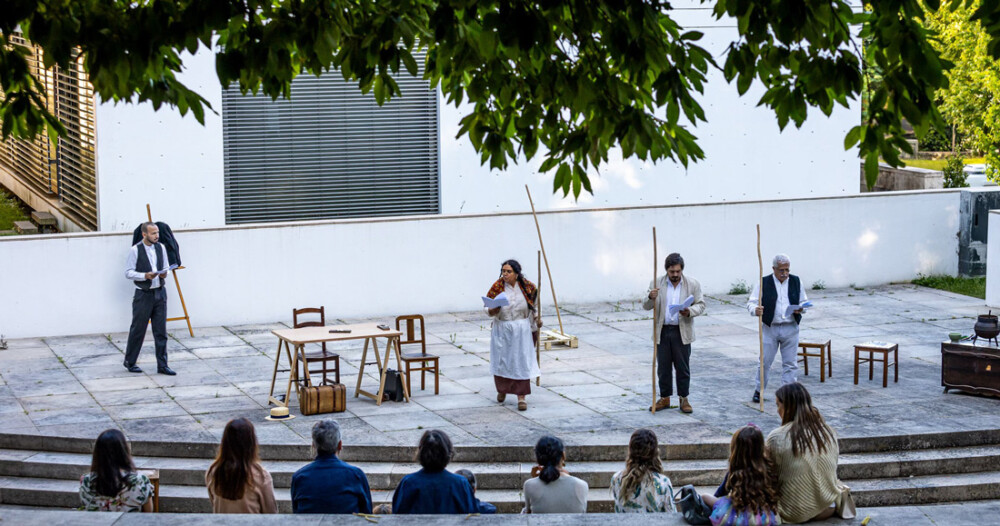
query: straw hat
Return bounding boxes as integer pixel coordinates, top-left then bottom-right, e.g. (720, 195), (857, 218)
(265, 406), (294, 421)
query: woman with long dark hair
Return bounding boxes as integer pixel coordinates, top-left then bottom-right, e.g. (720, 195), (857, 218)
(205, 418), (277, 513)
(79, 429), (153, 512)
(392, 430), (477, 514)
(702, 425), (780, 525)
(610, 428), (675, 512)
(485, 259), (542, 411)
(767, 382), (847, 523)
(523, 435), (588, 513)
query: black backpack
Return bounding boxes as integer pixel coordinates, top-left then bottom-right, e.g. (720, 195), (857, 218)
(382, 369), (405, 402)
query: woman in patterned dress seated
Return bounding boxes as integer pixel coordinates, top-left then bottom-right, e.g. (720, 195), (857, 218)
(79, 429), (154, 512)
(610, 428), (676, 513)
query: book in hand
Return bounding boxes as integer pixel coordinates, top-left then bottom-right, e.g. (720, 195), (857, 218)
(668, 295), (695, 317)
(156, 264), (179, 275)
(482, 292), (509, 309)
(784, 300), (813, 317)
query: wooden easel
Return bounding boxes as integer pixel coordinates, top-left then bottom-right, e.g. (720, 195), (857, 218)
(525, 185), (578, 350)
(145, 204), (194, 337)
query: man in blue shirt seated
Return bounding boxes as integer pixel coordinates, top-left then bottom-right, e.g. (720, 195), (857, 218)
(291, 419), (373, 514)
(455, 469), (497, 514)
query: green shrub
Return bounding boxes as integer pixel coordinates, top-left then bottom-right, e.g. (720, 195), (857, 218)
(919, 126), (965, 152)
(942, 156), (968, 188)
(0, 187), (29, 231)
(811, 280), (826, 290)
(729, 279), (750, 295)
(913, 274), (985, 299)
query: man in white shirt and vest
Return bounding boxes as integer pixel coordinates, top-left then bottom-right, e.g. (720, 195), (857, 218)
(123, 222), (176, 375)
(643, 253), (706, 413)
(747, 253), (806, 403)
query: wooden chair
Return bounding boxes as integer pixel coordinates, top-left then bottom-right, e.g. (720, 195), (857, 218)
(396, 315), (439, 395)
(293, 307), (340, 386)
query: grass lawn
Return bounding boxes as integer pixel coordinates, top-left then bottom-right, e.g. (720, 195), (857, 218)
(903, 157), (985, 171)
(0, 186), (30, 232)
(912, 275), (985, 299)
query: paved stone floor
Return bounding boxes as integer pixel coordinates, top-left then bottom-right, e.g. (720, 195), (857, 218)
(2, 284), (999, 447)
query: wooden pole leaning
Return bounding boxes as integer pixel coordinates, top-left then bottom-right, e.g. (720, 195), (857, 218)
(536, 250), (542, 386)
(145, 203), (194, 337)
(757, 224), (765, 412)
(651, 227), (659, 414)
(525, 185), (565, 335)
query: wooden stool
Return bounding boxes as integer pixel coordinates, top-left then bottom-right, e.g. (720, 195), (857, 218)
(798, 340), (832, 382)
(854, 342), (898, 388)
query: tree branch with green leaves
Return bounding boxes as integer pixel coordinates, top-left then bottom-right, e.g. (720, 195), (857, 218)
(0, 0), (983, 195)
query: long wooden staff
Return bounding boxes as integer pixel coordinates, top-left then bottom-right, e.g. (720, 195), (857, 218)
(536, 250), (542, 386)
(525, 185), (565, 335)
(757, 224), (765, 412)
(651, 227), (659, 413)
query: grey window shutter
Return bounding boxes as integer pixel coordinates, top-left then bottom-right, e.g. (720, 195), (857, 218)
(222, 52), (440, 224)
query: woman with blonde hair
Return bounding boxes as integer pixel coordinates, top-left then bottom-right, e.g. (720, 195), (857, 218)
(767, 382), (849, 523)
(703, 425), (780, 525)
(610, 428), (675, 513)
(205, 418), (277, 513)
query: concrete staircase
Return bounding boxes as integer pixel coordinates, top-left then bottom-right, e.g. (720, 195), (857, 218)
(1, 430), (999, 513)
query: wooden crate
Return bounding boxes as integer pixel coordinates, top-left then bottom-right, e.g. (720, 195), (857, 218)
(539, 329), (578, 350)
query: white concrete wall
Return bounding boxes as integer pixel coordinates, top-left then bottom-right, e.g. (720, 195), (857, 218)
(95, 44), (224, 232)
(90, 6), (859, 230)
(987, 211), (1000, 307)
(0, 190), (958, 338)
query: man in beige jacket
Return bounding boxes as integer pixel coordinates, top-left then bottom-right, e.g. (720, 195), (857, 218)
(643, 253), (706, 413)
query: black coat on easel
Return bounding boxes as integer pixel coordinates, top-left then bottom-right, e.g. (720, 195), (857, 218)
(131, 222), (182, 266)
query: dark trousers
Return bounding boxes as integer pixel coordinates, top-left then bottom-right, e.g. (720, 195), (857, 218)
(657, 325), (691, 397)
(124, 287), (168, 369)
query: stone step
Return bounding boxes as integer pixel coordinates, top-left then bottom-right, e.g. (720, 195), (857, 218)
(3, 428), (999, 461)
(2, 444), (999, 491)
(3, 470), (1000, 513)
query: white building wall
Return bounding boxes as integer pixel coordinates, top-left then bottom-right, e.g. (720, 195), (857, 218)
(987, 210), (1000, 307)
(90, 7), (859, 230)
(95, 44), (225, 232)
(0, 190), (959, 338)
(440, 20), (860, 214)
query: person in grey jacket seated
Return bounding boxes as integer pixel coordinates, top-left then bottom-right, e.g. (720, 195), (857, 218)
(522, 435), (588, 513)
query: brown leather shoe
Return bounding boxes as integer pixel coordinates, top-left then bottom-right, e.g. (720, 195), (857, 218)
(650, 397), (670, 412)
(679, 397), (693, 413)
(518, 400), (527, 411)
(497, 393), (506, 403)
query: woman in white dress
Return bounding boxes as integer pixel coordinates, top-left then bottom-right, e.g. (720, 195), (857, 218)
(485, 259), (541, 411)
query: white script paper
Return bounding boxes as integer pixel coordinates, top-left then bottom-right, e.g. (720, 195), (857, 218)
(155, 264), (179, 275)
(482, 292), (510, 309)
(668, 295), (695, 317)
(784, 300), (813, 318)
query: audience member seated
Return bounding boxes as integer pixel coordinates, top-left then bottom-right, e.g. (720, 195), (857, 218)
(291, 419), (373, 514)
(523, 435), (588, 513)
(455, 468), (497, 514)
(392, 429), (477, 514)
(205, 418), (277, 514)
(768, 383), (846, 523)
(610, 428), (675, 513)
(702, 425), (780, 526)
(79, 429), (154, 512)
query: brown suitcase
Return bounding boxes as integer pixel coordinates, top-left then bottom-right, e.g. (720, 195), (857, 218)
(299, 383), (346, 415)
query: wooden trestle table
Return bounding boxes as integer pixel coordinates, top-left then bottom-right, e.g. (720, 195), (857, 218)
(267, 323), (410, 409)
